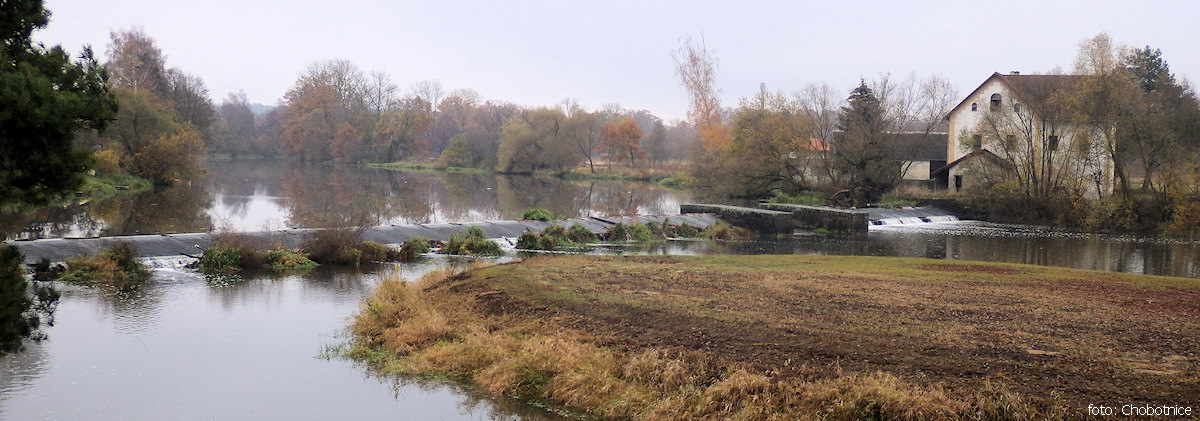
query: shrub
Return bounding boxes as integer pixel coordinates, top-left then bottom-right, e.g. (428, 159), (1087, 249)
(302, 228), (365, 265)
(262, 248), (318, 270)
(398, 237), (431, 262)
(627, 222), (656, 242)
(605, 223), (630, 242)
(92, 150), (122, 175)
(521, 208), (558, 222)
(197, 245), (242, 273)
(466, 226), (487, 240)
(60, 242), (150, 293)
(515, 232), (540, 250)
(769, 191), (824, 206)
(439, 229), (504, 256)
(657, 173), (687, 189)
(675, 222), (700, 238)
(534, 235), (559, 251)
(1165, 196), (1200, 238)
(706, 221), (733, 240)
(354, 241), (404, 263)
(541, 224), (567, 238)
(566, 224), (597, 243)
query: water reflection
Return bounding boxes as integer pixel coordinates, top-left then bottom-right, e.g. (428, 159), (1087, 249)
(616, 222), (1200, 279)
(3, 159), (688, 240)
(0, 260), (565, 420)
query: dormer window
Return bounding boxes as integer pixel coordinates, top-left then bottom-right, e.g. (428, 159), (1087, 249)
(971, 103), (978, 111)
(990, 93), (1002, 110)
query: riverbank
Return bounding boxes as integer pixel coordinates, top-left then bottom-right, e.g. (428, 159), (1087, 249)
(366, 161), (687, 186)
(350, 254), (1200, 420)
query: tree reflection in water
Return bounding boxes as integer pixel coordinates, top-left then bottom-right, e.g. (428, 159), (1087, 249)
(3, 159), (687, 239)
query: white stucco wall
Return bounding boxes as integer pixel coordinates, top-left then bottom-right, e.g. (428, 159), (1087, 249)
(946, 77), (1011, 163)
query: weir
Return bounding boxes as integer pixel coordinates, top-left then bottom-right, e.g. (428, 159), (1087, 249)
(682, 203), (961, 234)
(6, 214), (719, 264)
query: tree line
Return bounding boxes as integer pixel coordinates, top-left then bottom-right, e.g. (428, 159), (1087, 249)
(231, 59), (701, 174)
(673, 37), (958, 204)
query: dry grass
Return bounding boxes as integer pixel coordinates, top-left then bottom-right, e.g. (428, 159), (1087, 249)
(350, 255), (1200, 419)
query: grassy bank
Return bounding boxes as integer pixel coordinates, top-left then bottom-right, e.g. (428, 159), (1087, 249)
(78, 173), (153, 202)
(350, 255), (1200, 419)
(366, 162), (490, 174)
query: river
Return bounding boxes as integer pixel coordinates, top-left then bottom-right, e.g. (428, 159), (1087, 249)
(2, 159), (1199, 419)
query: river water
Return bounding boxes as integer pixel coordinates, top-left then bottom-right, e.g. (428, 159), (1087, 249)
(3, 159), (1200, 419)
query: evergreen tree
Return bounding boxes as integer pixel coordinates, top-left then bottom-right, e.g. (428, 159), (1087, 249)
(1, 246), (59, 354)
(832, 81), (896, 204)
(0, 0), (117, 208)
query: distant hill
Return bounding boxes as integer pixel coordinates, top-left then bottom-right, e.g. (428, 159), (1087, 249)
(248, 103), (274, 116)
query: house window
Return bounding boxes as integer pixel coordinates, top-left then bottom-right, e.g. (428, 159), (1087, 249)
(1004, 134), (1016, 150)
(971, 134), (982, 150)
(971, 103), (978, 112)
(1013, 102), (1021, 113)
(1048, 135), (1059, 151)
(990, 93), (1001, 110)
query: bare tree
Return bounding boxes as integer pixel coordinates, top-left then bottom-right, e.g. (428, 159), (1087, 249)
(672, 36), (729, 151)
(968, 77), (1096, 199)
(1071, 32), (1136, 197)
(796, 82), (843, 183)
(410, 80), (444, 112)
(364, 71), (399, 115)
(105, 27), (169, 96)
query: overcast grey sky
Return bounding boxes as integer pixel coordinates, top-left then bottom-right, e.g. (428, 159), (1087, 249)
(33, 0), (1200, 121)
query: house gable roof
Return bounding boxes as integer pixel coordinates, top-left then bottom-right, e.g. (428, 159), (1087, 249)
(946, 72), (1085, 119)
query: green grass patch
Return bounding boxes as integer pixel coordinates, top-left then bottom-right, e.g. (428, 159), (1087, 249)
(768, 190), (824, 206)
(520, 208), (560, 222)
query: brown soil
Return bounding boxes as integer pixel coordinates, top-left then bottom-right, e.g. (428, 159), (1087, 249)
(440, 255), (1200, 413)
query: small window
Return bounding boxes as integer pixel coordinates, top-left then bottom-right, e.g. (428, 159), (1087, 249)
(971, 102), (978, 112)
(1004, 134), (1016, 149)
(971, 134), (983, 150)
(1048, 135), (1059, 151)
(990, 93), (1001, 110)
(1013, 102), (1021, 113)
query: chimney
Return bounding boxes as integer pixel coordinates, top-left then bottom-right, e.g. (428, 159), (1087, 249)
(1010, 71), (1021, 75)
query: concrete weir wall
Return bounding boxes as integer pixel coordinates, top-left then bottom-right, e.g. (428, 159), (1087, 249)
(678, 204), (796, 234)
(680, 203), (869, 234)
(760, 203), (869, 233)
(8, 214), (719, 264)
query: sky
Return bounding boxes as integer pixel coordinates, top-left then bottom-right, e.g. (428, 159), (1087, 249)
(33, 0), (1200, 122)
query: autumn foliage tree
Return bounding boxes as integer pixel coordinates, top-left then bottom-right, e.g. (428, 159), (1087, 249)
(495, 107), (580, 174)
(673, 36), (729, 151)
(600, 117), (644, 167)
(102, 28), (211, 185)
(726, 89), (814, 195)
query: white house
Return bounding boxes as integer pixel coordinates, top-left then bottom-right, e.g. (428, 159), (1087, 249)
(934, 72), (1113, 197)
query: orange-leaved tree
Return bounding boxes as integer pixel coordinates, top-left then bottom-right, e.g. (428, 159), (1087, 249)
(600, 117), (644, 167)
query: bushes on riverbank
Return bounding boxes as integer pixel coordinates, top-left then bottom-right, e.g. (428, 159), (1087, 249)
(195, 230), (438, 274)
(58, 242), (150, 293)
(438, 227), (503, 256)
